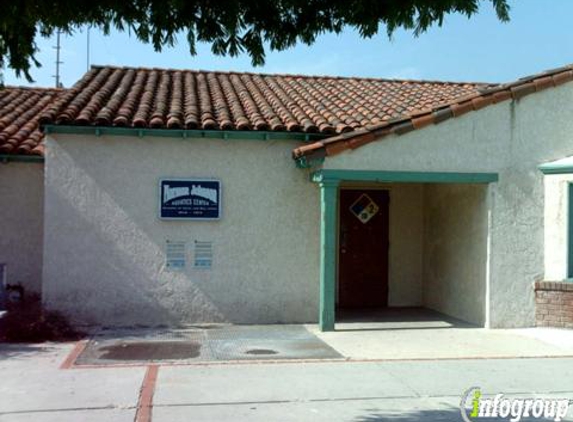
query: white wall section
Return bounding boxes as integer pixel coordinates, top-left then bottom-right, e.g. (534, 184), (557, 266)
(422, 184), (488, 326)
(0, 162), (44, 295)
(388, 184), (424, 307)
(43, 135), (320, 326)
(325, 82), (573, 327)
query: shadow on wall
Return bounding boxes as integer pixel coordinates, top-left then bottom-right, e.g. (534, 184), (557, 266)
(43, 139), (319, 327)
(422, 183), (488, 327)
(43, 180), (228, 327)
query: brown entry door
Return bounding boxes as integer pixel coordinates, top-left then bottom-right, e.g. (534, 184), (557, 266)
(338, 189), (389, 308)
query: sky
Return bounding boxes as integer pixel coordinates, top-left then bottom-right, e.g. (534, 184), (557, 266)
(4, 0), (573, 88)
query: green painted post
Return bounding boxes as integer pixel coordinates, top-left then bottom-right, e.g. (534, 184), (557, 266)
(567, 182), (573, 281)
(319, 179), (339, 331)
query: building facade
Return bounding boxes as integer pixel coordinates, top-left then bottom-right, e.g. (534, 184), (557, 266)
(3, 65), (573, 329)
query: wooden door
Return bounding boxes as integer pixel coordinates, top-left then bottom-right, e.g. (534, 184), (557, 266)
(338, 189), (389, 308)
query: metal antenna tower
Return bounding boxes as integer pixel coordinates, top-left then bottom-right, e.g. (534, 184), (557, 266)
(53, 30), (63, 87)
(86, 26), (91, 70)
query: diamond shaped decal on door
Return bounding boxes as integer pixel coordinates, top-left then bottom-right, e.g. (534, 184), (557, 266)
(349, 194), (379, 224)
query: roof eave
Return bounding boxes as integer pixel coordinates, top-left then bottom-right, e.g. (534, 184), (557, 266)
(44, 125), (329, 143)
(293, 65), (573, 162)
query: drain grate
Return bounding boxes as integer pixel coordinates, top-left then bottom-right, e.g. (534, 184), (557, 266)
(99, 341), (201, 360)
(244, 348), (278, 355)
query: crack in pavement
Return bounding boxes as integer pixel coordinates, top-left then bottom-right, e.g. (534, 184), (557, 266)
(6, 390), (573, 416)
(150, 390), (573, 408)
(0, 405), (134, 416)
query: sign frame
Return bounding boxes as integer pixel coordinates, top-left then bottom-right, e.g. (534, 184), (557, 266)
(159, 178), (222, 221)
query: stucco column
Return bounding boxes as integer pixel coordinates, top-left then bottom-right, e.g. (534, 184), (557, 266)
(319, 179), (339, 331)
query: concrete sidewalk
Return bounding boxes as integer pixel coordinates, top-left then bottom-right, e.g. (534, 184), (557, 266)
(2, 325), (573, 421)
(152, 357), (573, 421)
(310, 325), (573, 360)
(1, 343), (573, 421)
(0, 342), (144, 422)
(311, 308), (573, 360)
(73, 318), (573, 366)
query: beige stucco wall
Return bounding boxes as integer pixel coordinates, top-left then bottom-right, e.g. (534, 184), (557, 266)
(0, 161), (44, 295)
(388, 184), (424, 306)
(324, 81), (573, 328)
(40, 80), (573, 328)
(422, 184), (488, 325)
(43, 135), (320, 326)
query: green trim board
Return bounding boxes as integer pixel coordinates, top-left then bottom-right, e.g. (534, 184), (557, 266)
(295, 155), (325, 169)
(0, 154), (44, 163)
(539, 157), (573, 175)
(296, 155), (327, 169)
(312, 169), (499, 184)
(44, 125), (328, 143)
(567, 182), (573, 281)
(318, 179), (339, 332)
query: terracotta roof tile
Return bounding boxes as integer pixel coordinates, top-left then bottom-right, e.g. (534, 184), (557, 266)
(39, 65), (486, 135)
(9, 63), (572, 162)
(0, 87), (62, 156)
(293, 64), (573, 161)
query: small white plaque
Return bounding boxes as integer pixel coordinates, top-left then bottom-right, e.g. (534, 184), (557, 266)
(194, 241), (213, 269)
(166, 240), (186, 271)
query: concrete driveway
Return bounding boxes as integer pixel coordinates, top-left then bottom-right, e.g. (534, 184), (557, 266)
(2, 324), (573, 421)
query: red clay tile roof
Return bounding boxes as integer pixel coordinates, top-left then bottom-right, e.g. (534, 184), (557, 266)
(39, 65), (488, 135)
(292, 65), (573, 162)
(0, 87), (61, 156)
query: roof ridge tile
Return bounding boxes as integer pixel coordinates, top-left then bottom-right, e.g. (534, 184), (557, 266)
(87, 64), (493, 86)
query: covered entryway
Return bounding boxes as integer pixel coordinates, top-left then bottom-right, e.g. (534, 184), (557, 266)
(314, 170), (498, 332)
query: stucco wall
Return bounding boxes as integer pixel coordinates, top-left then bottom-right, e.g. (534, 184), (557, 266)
(43, 135), (320, 326)
(422, 184), (488, 325)
(40, 80), (573, 328)
(324, 82), (573, 328)
(388, 184), (424, 306)
(0, 161), (44, 295)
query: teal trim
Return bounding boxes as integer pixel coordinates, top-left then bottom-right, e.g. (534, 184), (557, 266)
(0, 154), (44, 163)
(319, 179), (339, 332)
(312, 169), (499, 184)
(44, 125), (328, 143)
(539, 162), (573, 175)
(295, 155), (325, 169)
(562, 183), (573, 280)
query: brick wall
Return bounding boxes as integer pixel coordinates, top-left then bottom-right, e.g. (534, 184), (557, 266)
(534, 281), (573, 328)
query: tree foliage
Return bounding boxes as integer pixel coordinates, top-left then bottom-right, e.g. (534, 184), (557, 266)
(2, 0), (510, 81)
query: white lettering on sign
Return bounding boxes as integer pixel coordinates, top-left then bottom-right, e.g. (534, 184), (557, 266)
(163, 184), (218, 204)
(163, 185), (189, 203)
(190, 185), (218, 204)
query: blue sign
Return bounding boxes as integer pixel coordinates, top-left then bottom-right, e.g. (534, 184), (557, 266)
(160, 179), (221, 220)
